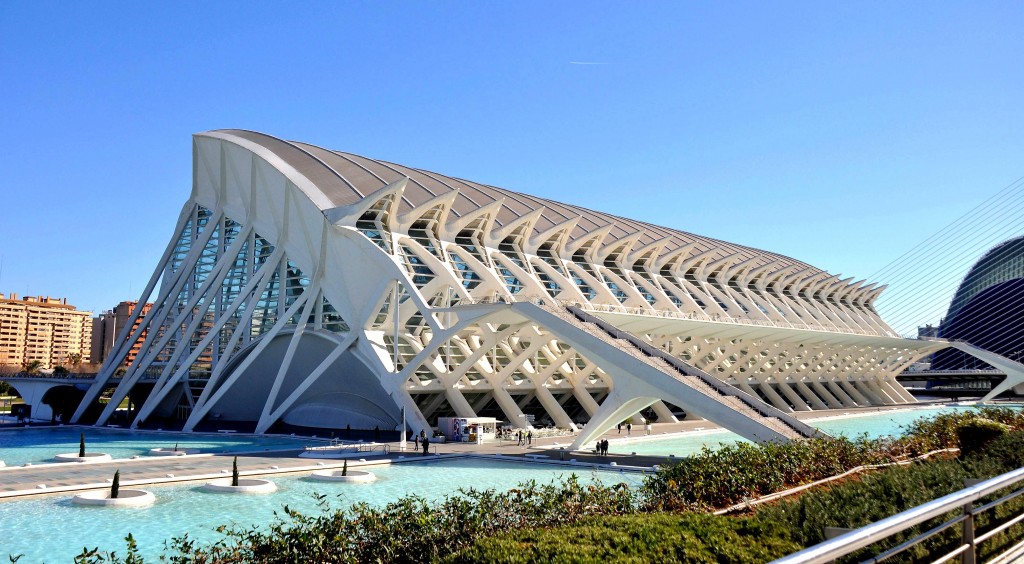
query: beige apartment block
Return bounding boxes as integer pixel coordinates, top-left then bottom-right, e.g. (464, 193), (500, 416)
(92, 301), (152, 367)
(0, 293), (92, 370)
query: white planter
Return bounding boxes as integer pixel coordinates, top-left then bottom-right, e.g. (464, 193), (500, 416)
(0, 460), (5, 468)
(54, 453), (113, 463)
(308, 469), (377, 483)
(73, 489), (155, 507)
(201, 478), (277, 494)
(148, 448), (198, 456)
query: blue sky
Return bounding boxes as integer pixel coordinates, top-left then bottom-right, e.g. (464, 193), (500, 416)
(1, 2), (1021, 326)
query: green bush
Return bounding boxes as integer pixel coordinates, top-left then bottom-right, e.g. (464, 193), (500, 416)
(898, 407), (1024, 456)
(642, 436), (886, 511)
(756, 451), (1024, 562)
(445, 513), (799, 564)
(956, 418), (1009, 458)
(148, 475), (639, 563)
(69, 408), (1024, 563)
(967, 429), (1024, 469)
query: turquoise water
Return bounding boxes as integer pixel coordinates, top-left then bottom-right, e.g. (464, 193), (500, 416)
(0, 458), (642, 562)
(0, 427), (320, 467)
(613, 405), (991, 457)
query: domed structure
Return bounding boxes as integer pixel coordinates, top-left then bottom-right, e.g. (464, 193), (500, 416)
(933, 237), (1024, 370)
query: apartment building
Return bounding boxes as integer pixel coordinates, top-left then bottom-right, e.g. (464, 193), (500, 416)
(0, 293), (92, 369)
(91, 301), (152, 367)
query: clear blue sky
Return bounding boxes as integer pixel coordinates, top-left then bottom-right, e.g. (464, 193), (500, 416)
(1, 2), (1021, 324)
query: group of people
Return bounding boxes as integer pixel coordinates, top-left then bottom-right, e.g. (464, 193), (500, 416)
(595, 438), (610, 456)
(516, 429), (533, 446)
(413, 430), (431, 455)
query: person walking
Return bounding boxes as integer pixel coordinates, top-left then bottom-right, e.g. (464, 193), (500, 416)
(626, 423), (632, 436)
(422, 435), (430, 456)
(527, 430), (533, 445)
(517, 430), (523, 446)
(617, 423), (622, 434)
(603, 439), (610, 455)
(414, 434), (419, 449)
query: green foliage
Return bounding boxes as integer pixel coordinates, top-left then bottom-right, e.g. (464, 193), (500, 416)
(74, 534), (141, 564)
(55, 407), (1024, 563)
(642, 436), (886, 511)
(143, 475), (638, 563)
(231, 457), (239, 487)
(956, 418), (1009, 457)
(53, 365), (70, 375)
(111, 470), (120, 499)
(446, 512), (799, 563)
(755, 437), (1024, 563)
(80, 432), (86, 458)
(644, 407), (1024, 512)
(969, 429), (1024, 469)
(897, 407), (1024, 455)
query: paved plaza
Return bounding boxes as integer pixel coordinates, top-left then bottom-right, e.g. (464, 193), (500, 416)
(0, 403), (947, 501)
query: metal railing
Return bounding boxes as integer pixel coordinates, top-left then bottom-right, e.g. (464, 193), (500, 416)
(772, 466), (1024, 564)
(304, 441), (391, 455)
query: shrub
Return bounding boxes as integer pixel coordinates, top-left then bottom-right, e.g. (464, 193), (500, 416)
(755, 455), (1024, 562)
(231, 457), (239, 487)
(967, 429), (1024, 469)
(111, 470), (120, 499)
(897, 407), (1024, 456)
(642, 436), (886, 511)
(445, 513), (800, 563)
(79, 432), (86, 458)
(956, 419), (1009, 458)
(144, 475), (640, 563)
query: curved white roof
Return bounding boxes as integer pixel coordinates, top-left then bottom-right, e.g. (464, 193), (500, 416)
(201, 129), (821, 275)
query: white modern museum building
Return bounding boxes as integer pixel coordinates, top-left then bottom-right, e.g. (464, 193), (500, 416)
(66, 130), (1024, 450)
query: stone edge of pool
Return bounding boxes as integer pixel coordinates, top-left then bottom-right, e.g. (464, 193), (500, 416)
(0, 452), (654, 502)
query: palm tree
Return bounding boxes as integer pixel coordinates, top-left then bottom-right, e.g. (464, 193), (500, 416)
(67, 352), (83, 368)
(24, 360), (43, 376)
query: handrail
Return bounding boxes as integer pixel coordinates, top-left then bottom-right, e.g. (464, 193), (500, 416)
(772, 466), (1024, 563)
(565, 305), (820, 439)
(304, 441), (391, 455)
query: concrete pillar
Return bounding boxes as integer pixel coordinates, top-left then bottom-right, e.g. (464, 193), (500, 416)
(777, 382), (813, 411)
(795, 381), (829, 409)
(758, 382), (794, 413)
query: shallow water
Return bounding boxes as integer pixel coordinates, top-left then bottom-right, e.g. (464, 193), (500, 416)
(0, 427), (319, 467)
(0, 457), (642, 561)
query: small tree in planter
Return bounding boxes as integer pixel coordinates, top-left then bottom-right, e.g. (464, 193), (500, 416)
(231, 456), (239, 487)
(79, 432), (86, 458)
(342, 458), (348, 477)
(111, 470), (120, 499)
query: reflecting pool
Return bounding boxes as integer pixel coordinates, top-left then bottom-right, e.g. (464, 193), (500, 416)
(0, 457), (643, 561)
(0, 427), (320, 467)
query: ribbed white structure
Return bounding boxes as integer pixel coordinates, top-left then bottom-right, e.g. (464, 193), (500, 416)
(70, 130), (1021, 445)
